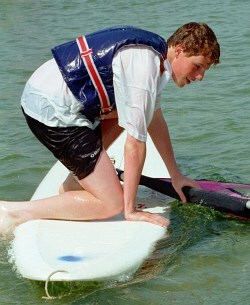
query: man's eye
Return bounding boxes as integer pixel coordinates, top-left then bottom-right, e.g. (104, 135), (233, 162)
(195, 65), (203, 72)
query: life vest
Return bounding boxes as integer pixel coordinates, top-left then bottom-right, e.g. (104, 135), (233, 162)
(52, 26), (167, 121)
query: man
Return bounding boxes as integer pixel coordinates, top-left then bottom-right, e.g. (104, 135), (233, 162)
(0, 23), (220, 234)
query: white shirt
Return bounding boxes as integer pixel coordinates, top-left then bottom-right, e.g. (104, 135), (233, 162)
(21, 46), (171, 141)
(113, 46), (171, 141)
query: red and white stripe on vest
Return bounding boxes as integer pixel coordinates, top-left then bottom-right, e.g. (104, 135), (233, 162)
(76, 36), (112, 115)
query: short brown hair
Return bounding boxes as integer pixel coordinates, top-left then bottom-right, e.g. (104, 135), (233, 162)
(167, 22), (220, 65)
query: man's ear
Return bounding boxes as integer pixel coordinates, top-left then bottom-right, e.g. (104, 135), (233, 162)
(174, 45), (183, 58)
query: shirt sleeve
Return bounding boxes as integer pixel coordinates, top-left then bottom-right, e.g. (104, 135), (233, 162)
(112, 46), (161, 142)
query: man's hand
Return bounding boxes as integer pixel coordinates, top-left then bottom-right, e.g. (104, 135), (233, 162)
(125, 209), (169, 228)
(171, 173), (200, 203)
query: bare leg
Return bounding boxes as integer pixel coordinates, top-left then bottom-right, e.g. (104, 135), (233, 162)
(59, 174), (83, 194)
(101, 118), (123, 150)
(0, 150), (124, 235)
(60, 118), (123, 193)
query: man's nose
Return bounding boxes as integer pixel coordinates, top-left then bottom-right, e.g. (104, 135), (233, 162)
(196, 69), (205, 81)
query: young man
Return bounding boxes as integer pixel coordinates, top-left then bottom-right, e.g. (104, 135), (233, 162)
(0, 23), (220, 234)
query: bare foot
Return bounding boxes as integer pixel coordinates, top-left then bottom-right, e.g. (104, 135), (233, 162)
(0, 200), (29, 237)
(0, 206), (17, 237)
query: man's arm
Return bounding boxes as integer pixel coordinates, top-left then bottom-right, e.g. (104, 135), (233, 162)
(123, 134), (145, 216)
(148, 108), (199, 202)
(123, 133), (169, 228)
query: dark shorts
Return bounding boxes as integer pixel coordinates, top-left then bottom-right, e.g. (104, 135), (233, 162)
(22, 109), (103, 180)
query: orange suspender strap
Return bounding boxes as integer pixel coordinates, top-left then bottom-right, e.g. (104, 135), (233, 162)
(76, 36), (111, 114)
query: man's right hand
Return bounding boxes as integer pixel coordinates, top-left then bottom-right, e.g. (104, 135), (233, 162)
(125, 209), (169, 228)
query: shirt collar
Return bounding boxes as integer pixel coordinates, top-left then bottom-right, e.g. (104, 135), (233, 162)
(163, 59), (172, 83)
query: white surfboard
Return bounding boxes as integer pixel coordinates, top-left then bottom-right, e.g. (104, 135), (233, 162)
(9, 132), (170, 282)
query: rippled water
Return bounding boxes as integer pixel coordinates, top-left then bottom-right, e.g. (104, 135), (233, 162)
(0, 0), (249, 304)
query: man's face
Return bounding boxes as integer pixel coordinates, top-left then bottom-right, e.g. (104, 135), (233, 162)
(171, 46), (211, 88)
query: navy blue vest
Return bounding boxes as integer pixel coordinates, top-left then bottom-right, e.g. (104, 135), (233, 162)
(52, 26), (167, 120)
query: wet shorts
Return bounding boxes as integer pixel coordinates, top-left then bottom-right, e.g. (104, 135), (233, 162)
(22, 109), (103, 180)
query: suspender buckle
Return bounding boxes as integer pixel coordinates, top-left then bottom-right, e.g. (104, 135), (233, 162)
(101, 106), (113, 115)
(80, 49), (93, 57)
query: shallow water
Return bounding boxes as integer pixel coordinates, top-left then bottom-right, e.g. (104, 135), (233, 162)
(0, 0), (249, 304)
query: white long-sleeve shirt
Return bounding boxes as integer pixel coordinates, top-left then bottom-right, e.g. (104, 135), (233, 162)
(21, 46), (171, 141)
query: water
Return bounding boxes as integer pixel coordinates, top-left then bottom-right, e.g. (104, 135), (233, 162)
(0, 0), (249, 304)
